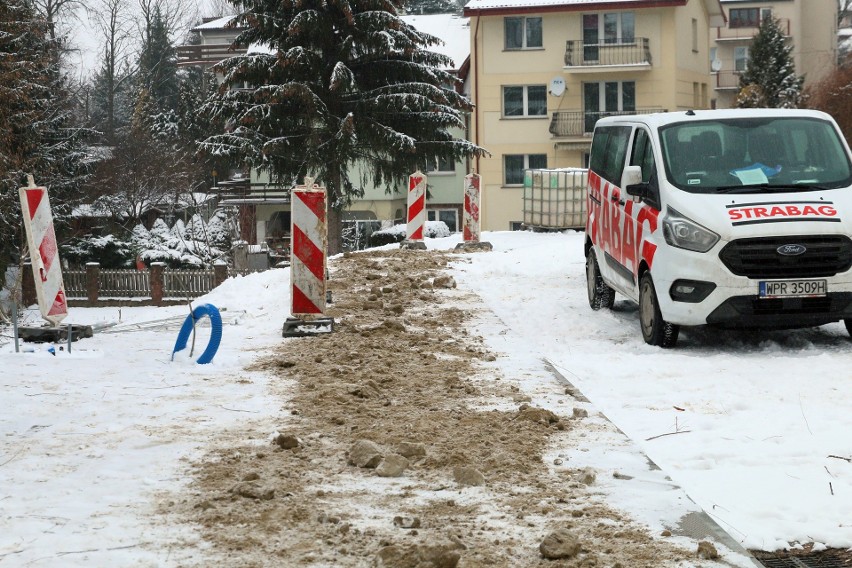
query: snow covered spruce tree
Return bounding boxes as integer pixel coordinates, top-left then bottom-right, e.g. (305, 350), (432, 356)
(0, 0), (90, 281)
(735, 15), (804, 109)
(201, 0), (487, 254)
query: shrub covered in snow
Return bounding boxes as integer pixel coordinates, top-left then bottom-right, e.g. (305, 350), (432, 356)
(62, 234), (135, 268)
(62, 209), (233, 269)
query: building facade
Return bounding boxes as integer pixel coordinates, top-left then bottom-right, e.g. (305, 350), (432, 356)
(711, 0), (837, 109)
(463, 0), (725, 231)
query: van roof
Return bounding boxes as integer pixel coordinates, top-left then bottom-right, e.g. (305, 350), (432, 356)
(595, 108), (835, 130)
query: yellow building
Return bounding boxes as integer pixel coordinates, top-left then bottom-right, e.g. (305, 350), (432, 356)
(463, 0), (725, 231)
(711, 0), (837, 109)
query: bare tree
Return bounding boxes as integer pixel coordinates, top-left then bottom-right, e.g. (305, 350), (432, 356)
(90, 0), (133, 143)
(136, 0), (196, 46)
(201, 0), (238, 18)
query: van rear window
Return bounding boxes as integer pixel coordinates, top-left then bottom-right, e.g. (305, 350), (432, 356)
(590, 126), (632, 186)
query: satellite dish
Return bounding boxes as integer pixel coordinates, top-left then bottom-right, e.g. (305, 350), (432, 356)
(549, 76), (566, 97)
(711, 58), (722, 72)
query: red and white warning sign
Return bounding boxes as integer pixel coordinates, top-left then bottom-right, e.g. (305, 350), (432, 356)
(19, 176), (68, 326)
(290, 178), (327, 317)
(406, 171), (427, 241)
(463, 173), (482, 243)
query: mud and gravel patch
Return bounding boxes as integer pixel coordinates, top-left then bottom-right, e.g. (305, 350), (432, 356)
(161, 249), (697, 566)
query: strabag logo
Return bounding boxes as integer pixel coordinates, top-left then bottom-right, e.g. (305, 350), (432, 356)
(726, 201), (840, 226)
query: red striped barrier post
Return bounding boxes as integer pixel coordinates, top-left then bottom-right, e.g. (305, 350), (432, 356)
(463, 173), (482, 243)
(19, 176), (68, 326)
(403, 171), (427, 249)
(284, 178), (334, 337)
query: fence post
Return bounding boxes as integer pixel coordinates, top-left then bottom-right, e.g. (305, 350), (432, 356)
(150, 262), (165, 306)
(86, 262), (100, 305)
(22, 262), (37, 307)
(214, 261), (228, 287)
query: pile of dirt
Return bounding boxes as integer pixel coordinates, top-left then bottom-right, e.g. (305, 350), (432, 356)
(162, 249), (699, 567)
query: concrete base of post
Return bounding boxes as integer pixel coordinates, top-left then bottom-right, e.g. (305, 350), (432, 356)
(400, 240), (427, 250)
(454, 241), (493, 252)
(18, 324), (94, 343)
(282, 317), (335, 338)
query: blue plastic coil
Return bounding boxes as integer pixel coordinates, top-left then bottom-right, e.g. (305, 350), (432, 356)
(172, 304), (222, 364)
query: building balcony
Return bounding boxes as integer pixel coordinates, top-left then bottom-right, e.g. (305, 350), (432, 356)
(216, 179), (292, 205)
(716, 18), (790, 41)
(176, 43), (247, 67)
(714, 70), (741, 91)
(549, 108), (667, 137)
(564, 38), (652, 72)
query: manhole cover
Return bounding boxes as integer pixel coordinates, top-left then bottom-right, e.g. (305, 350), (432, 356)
(752, 548), (852, 568)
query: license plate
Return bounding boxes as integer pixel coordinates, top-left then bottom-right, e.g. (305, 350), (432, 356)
(759, 279), (827, 298)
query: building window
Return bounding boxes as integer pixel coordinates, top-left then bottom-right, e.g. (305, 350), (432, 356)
(503, 85), (547, 117)
(505, 16), (542, 49)
(729, 8), (760, 28)
(504, 154), (547, 185)
(734, 46), (749, 71)
(422, 156), (455, 173)
(427, 209), (458, 232)
(583, 81), (635, 132)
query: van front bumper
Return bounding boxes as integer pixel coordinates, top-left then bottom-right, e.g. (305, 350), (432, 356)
(704, 293), (852, 329)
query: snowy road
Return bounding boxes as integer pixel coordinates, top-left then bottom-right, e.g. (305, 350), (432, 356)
(452, 230), (852, 553)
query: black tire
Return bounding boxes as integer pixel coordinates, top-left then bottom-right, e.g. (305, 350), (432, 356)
(586, 250), (615, 310)
(639, 273), (679, 348)
(844, 319), (852, 337)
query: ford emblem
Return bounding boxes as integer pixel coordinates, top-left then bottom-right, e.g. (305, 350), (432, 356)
(777, 244), (807, 256)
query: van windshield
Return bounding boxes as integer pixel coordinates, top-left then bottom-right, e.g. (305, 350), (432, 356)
(659, 117), (852, 194)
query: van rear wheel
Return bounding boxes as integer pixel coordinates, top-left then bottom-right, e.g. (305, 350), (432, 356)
(639, 273), (679, 348)
(586, 250), (615, 310)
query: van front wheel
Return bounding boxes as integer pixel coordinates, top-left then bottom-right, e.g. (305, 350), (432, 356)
(639, 273), (679, 348)
(586, 250), (615, 310)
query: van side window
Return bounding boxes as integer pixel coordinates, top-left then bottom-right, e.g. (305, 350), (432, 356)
(590, 125), (632, 186)
(630, 128), (656, 183)
(629, 128), (661, 209)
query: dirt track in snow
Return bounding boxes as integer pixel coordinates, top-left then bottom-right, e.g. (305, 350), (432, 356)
(159, 248), (706, 567)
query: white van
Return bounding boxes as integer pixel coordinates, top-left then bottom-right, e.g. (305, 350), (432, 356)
(585, 109), (852, 347)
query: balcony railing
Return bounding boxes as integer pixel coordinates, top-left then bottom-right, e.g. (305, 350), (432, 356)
(716, 17), (790, 41)
(565, 38), (651, 68)
(714, 70), (741, 90)
(176, 43), (247, 66)
(549, 108), (667, 137)
(216, 179), (292, 203)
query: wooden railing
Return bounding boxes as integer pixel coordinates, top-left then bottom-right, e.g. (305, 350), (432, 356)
(49, 263), (263, 306)
(176, 43), (247, 66)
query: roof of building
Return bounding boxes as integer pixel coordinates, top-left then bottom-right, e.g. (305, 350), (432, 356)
(463, 0), (724, 26)
(192, 15), (242, 32)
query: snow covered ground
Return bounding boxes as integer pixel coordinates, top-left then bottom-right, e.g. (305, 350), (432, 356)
(2, 230), (851, 565)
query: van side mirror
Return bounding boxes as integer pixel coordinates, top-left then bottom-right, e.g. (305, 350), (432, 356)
(621, 165), (644, 202)
(626, 181), (651, 200)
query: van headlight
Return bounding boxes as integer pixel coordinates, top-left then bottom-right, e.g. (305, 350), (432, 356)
(662, 207), (720, 253)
